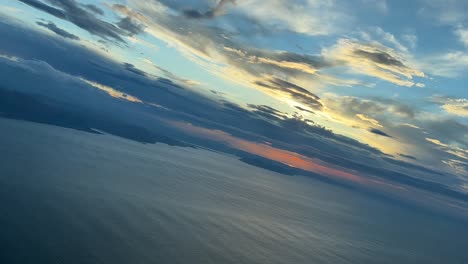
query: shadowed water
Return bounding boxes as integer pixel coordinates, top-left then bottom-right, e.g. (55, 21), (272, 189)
(0, 118), (467, 264)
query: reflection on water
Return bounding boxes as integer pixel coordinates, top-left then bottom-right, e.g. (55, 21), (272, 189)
(0, 118), (467, 264)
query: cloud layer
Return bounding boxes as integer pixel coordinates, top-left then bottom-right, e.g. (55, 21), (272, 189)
(3, 0), (468, 214)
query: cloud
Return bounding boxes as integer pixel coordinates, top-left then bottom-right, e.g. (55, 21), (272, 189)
(117, 16), (145, 36)
(80, 78), (143, 103)
(370, 97), (416, 118)
(254, 78), (323, 109)
(420, 51), (468, 77)
(117, 2), (333, 106)
(108, 0), (429, 120)
(426, 137), (449, 148)
(426, 119), (468, 146)
(455, 26), (468, 47)
(324, 39), (425, 86)
(16, 0), (66, 18)
(0, 58), (189, 146)
(247, 104), (286, 119)
(152, 0), (353, 36)
(170, 120), (367, 183)
(317, 93), (463, 171)
(170, 120), (468, 205)
(36, 21), (80, 40)
(382, 117), (468, 177)
(0, 26), (378, 170)
(418, 0), (468, 24)
(123, 62), (147, 77)
(17, 0), (129, 42)
(117, 1), (355, 85)
(399, 153), (418, 160)
(402, 33), (418, 49)
(0, 54), (142, 114)
(354, 49), (405, 67)
(110, 4), (151, 22)
(82, 3), (104, 15)
(373, 27), (409, 52)
(442, 101), (468, 117)
(430, 95), (468, 117)
(183, 0), (236, 19)
(10, 2), (466, 188)
(325, 95), (385, 116)
(320, 95), (415, 154)
(294, 105), (315, 114)
(361, 0), (388, 13)
(223, 46), (330, 75)
(426, 137), (468, 160)
(143, 59), (200, 86)
(400, 123), (421, 129)
(369, 128), (393, 138)
(323, 95), (416, 122)
(356, 114), (382, 127)
(443, 159), (468, 176)
(234, 0), (352, 36)
(3, 18), (468, 206)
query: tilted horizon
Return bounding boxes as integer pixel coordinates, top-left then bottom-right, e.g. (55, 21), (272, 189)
(0, 0), (467, 263)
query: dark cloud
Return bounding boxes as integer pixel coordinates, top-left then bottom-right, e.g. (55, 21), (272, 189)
(373, 98), (416, 118)
(398, 153), (418, 160)
(294, 105), (315, 114)
(270, 78), (319, 100)
(117, 17), (145, 36)
(82, 3), (104, 15)
(426, 119), (468, 146)
(111, 2), (332, 93)
(255, 78), (323, 109)
(329, 96), (385, 114)
(17, 0), (127, 42)
(183, 9), (215, 19)
(325, 95), (418, 131)
(369, 128), (393, 138)
(247, 104), (286, 119)
(147, 63), (198, 86)
(429, 95), (468, 117)
(183, 0), (236, 19)
(17, 0), (66, 18)
(36, 21), (80, 40)
(2, 18), (468, 209)
(123, 63), (147, 77)
(223, 46), (331, 75)
(0, 89), (190, 147)
(353, 49), (405, 67)
(391, 103), (416, 118)
(383, 117), (467, 177)
(329, 40), (424, 87)
(269, 51), (331, 68)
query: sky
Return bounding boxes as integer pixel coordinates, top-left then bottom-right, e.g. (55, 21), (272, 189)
(0, 0), (467, 212)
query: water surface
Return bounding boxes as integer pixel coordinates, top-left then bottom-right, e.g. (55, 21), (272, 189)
(0, 118), (467, 264)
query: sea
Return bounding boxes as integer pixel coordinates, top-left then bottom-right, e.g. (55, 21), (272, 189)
(0, 118), (467, 264)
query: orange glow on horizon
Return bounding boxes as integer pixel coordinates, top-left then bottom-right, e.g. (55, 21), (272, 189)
(169, 121), (367, 184)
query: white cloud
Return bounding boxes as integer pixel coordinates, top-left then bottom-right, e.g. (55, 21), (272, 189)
(430, 95), (468, 117)
(402, 33), (418, 49)
(323, 39), (424, 86)
(356, 113), (383, 127)
(400, 123), (421, 129)
(81, 78), (143, 103)
(443, 159), (468, 176)
(455, 26), (468, 47)
(426, 137), (468, 160)
(419, 51), (468, 77)
(419, 0), (468, 25)
(374, 27), (408, 52)
(235, 0), (353, 36)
